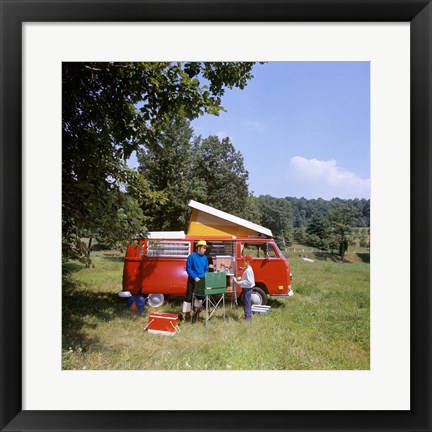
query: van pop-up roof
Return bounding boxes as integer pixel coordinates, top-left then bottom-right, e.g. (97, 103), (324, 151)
(187, 200), (273, 238)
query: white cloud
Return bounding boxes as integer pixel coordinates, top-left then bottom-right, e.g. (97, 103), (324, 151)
(287, 156), (370, 199)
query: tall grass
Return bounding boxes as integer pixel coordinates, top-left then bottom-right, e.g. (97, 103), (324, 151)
(62, 250), (369, 370)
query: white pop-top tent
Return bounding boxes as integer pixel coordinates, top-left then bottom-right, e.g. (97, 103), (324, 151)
(187, 200), (273, 238)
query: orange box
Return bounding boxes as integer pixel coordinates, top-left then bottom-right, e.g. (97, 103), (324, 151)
(147, 312), (179, 336)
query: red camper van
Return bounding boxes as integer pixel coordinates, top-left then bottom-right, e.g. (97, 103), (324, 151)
(121, 233), (292, 306)
(119, 200), (293, 307)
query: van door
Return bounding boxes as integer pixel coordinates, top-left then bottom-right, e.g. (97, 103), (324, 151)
(240, 241), (288, 296)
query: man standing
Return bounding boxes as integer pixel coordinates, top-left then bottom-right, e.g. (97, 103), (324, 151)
(182, 240), (209, 321)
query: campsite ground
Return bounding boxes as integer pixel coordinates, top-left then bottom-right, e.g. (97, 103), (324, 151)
(62, 247), (370, 370)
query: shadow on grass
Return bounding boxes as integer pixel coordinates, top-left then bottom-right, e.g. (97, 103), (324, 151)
(314, 252), (340, 262)
(267, 298), (285, 309)
(63, 262), (86, 275)
(311, 252), (363, 264)
(165, 295), (183, 307)
(62, 275), (134, 351)
(164, 294), (243, 323)
(100, 256), (125, 263)
(356, 252), (370, 263)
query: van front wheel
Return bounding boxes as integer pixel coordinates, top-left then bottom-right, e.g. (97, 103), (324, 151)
(251, 287), (267, 306)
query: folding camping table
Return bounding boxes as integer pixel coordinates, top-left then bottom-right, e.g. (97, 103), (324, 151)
(194, 272), (227, 327)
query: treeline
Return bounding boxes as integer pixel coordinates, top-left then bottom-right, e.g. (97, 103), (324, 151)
(253, 195), (370, 258)
(289, 197), (370, 228)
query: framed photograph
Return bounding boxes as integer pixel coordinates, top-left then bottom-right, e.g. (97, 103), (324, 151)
(1, 1), (431, 431)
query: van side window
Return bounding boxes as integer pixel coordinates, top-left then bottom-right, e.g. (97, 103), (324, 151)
(146, 241), (190, 257)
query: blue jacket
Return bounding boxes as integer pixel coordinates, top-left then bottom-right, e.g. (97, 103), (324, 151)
(186, 252), (209, 279)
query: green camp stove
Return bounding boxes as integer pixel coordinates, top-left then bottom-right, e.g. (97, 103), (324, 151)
(195, 272), (227, 296)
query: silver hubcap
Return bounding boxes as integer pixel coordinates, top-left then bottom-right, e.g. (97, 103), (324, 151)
(147, 294), (164, 307)
(251, 292), (262, 305)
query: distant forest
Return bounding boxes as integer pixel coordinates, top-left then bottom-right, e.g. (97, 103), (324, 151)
(287, 197), (370, 228)
(254, 195), (370, 257)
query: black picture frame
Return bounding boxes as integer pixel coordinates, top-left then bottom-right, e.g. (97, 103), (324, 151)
(1, 1), (431, 431)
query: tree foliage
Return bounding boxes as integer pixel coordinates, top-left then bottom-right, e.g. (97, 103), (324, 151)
(62, 62), (256, 261)
(242, 195), (262, 225)
(287, 197), (368, 256)
(136, 119), (197, 231)
(287, 197), (369, 228)
(136, 123), (252, 230)
(328, 204), (361, 259)
(256, 195), (293, 247)
(193, 135), (250, 217)
(306, 212), (331, 250)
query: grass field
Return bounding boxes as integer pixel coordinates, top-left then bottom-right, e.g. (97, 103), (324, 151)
(62, 248), (370, 370)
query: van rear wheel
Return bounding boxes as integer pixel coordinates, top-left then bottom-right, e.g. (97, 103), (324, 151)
(147, 294), (164, 308)
(251, 287), (267, 306)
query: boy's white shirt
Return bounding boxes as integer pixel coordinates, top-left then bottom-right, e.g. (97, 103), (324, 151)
(239, 266), (255, 289)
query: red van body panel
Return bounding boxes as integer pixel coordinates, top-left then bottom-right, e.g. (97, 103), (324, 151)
(122, 236), (292, 299)
(140, 257), (188, 295)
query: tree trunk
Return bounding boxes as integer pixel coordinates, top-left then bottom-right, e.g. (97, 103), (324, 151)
(86, 237), (93, 268)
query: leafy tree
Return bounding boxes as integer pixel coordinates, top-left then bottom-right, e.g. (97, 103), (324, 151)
(136, 119), (199, 231)
(62, 62), (256, 261)
(293, 210), (307, 228)
(289, 197), (316, 227)
(136, 126), (252, 231)
(193, 135), (250, 217)
(328, 204), (360, 260)
(293, 226), (308, 245)
(307, 212), (330, 238)
(359, 229), (370, 249)
(62, 160), (149, 265)
(306, 212), (331, 250)
(257, 195), (292, 247)
(243, 194), (263, 225)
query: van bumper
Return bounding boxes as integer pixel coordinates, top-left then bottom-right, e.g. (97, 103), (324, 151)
(271, 292), (294, 297)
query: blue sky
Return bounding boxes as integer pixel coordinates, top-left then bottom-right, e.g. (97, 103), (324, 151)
(191, 62), (370, 200)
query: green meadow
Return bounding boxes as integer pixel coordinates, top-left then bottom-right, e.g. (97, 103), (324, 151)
(62, 249), (369, 370)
